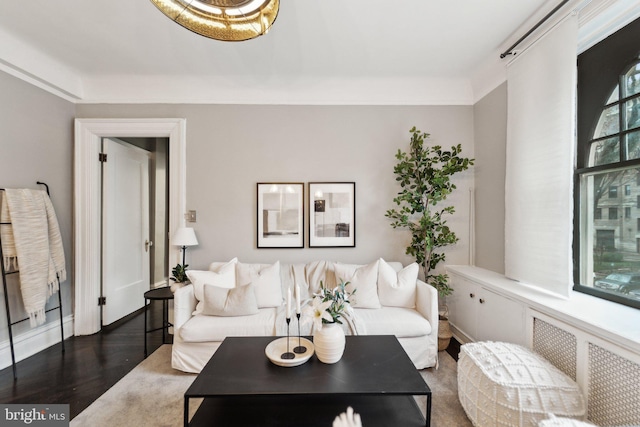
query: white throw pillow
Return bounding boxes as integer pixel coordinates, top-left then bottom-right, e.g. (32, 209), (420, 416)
(236, 261), (283, 308)
(202, 282), (259, 317)
(333, 260), (381, 309)
(187, 257), (237, 314)
(377, 259), (418, 308)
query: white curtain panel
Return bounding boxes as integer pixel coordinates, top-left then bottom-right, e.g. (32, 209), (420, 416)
(505, 14), (578, 297)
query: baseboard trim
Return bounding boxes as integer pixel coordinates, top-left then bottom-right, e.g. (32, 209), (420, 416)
(0, 314), (74, 371)
(152, 280), (168, 289)
(450, 324), (473, 345)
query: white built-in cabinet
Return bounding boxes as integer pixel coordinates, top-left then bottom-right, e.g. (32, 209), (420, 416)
(447, 274), (525, 346)
(446, 265), (640, 426)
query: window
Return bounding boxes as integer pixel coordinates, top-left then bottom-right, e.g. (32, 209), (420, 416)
(575, 17), (640, 309)
(596, 229), (615, 250)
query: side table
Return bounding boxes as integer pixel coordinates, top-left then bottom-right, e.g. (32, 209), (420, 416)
(144, 287), (174, 357)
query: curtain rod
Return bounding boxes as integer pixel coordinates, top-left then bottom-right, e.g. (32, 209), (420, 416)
(500, 0), (571, 58)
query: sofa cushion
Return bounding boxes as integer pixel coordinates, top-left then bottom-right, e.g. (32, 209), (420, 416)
(334, 260), (381, 309)
(202, 282), (259, 316)
(236, 261), (283, 308)
(378, 258), (418, 308)
(179, 308), (277, 342)
(188, 257), (237, 314)
(354, 307), (432, 337)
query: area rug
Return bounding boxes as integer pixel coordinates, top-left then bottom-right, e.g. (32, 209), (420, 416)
(71, 345), (471, 427)
(421, 351), (473, 427)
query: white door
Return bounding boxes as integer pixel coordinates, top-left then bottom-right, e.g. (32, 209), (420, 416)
(102, 138), (151, 325)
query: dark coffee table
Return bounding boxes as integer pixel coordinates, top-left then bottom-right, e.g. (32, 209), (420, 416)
(184, 335), (431, 427)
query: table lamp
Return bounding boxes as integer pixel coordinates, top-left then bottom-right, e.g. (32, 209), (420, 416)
(173, 227), (198, 266)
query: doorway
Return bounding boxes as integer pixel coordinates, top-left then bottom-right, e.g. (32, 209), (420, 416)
(116, 136), (170, 289)
(74, 119), (186, 335)
(100, 137), (171, 326)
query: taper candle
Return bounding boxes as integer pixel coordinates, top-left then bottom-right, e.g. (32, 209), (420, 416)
(295, 284), (301, 314)
(286, 287), (291, 318)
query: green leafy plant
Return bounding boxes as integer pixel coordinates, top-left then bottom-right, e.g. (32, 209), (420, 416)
(171, 264), (189, 283)
(385, 127), (474, 297)
(318, 280), (354, 324)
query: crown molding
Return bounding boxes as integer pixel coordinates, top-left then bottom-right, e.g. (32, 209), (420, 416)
(0, 27), (83, 101)
(6, 0), (637, 106)
(578, 0), (640, 53)
(77, 75), (475, 106)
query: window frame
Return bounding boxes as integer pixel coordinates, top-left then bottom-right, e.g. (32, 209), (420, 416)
(574, 16), (640, 309)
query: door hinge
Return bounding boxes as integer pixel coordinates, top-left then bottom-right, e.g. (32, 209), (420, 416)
(98, 296), (107, 306)
(99, 153), (108, 162)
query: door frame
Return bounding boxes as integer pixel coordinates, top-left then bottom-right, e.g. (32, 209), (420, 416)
(74, 118), (186, 335)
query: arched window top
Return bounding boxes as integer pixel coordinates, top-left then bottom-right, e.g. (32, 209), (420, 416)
(588, 58), (640, 167)
(576, 16), (640, 310)
(623, 61), (640, 99)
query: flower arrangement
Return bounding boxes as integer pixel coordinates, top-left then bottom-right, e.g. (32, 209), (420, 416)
(305, 280), (355, 330)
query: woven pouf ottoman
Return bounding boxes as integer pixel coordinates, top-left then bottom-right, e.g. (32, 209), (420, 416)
(458, 342), (586, 427)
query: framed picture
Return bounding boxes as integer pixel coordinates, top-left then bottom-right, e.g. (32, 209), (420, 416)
(309, 182), (355, 247)
(257, 183), (304, 248)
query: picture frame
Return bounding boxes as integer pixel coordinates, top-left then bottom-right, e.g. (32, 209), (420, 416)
(257, 183), (304, 248)
(309, 182), (355, 247)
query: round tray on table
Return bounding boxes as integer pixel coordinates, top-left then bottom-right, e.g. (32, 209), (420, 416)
(265, 337), (315, 367)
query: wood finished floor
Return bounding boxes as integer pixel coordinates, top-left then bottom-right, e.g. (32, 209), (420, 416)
(0, 303), (168, 419)
(0, 303), (460, 420)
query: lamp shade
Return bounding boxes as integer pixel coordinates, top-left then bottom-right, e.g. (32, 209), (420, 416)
(173, 227), (199, 247)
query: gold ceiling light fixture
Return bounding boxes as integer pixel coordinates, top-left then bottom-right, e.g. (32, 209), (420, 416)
(150, 0), (279, 42)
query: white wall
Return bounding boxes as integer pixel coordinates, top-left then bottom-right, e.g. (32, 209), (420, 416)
(76, 104), (475, 271)
(0, 70), (75, 364)
(473, 82), (507, 274)
(0, 69), (477, 366)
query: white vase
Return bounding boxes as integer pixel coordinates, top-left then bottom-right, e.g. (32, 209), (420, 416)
(313, 322), (346, 364)
(170, 282), (185, 292)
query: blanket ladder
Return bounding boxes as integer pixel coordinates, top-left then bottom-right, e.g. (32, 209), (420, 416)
(0, 182), (65, 380)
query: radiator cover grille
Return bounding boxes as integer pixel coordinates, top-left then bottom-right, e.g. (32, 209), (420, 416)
(588, 343), (640, 426)
(532, 318), (577, 380)
(531, 316), (640, 426)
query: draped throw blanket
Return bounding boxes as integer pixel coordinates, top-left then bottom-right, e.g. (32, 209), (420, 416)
(0, 194), (17, 271)
(0, 189), (66, 327)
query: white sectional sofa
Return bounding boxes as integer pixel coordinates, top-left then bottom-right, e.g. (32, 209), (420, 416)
(171, 258), (439, 373)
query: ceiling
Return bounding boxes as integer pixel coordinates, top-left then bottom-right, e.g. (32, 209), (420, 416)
(0, 0), (566, 104)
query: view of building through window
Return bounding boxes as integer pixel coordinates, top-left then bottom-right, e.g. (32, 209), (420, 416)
(581, 59), (640, 303)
